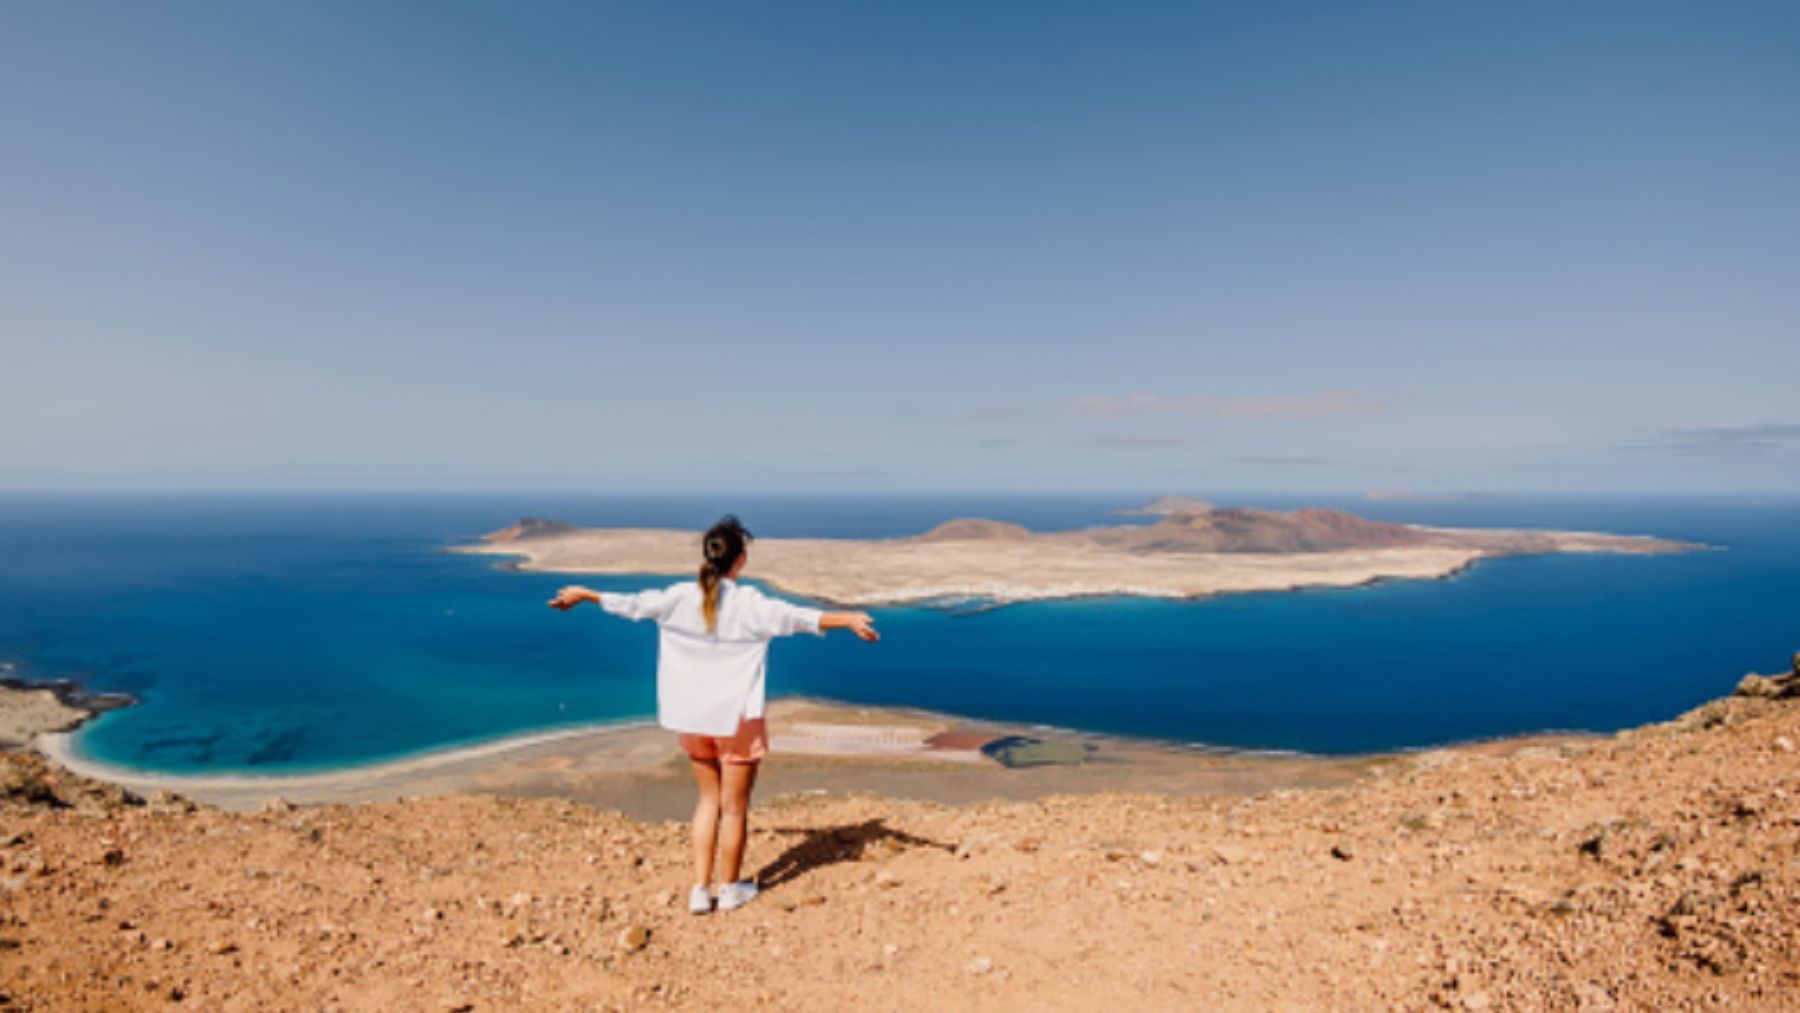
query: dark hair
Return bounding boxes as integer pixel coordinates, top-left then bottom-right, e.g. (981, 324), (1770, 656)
(698, 515), (752, 633)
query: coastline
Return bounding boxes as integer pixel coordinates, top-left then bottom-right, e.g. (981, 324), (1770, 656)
(0, 674), (137, 749)
(34, 715), (664, 802)
(20, 689), (1587, 820)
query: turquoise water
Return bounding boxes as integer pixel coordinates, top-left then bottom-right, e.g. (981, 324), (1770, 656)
(0, 493), (1795, 772)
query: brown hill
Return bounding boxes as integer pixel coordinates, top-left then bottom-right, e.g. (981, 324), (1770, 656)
(484, 518), (581, 543)
(1087, 507), (1431, 554)
(911, 519), (1035, 543)
(913, 508), (1428, 554)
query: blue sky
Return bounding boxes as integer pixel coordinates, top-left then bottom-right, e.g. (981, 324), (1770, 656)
(3, 2), (1796, 493)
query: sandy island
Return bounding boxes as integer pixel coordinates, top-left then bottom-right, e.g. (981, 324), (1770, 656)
(455, 500), (1695, 606)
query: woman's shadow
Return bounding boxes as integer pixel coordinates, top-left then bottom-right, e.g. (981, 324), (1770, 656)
(755, 819), (952, 890)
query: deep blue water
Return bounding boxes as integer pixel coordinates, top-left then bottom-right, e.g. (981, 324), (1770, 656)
(0, 492), (1794, 773)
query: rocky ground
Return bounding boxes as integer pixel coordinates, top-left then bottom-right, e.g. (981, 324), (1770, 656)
(3, 676), (1797, 1011)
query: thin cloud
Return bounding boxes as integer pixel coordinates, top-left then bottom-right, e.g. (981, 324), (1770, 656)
(1229, 454), (1331, 467)
(961, 403), (1026, 425)
(1635, 423), (1800, 459)
(1089, 435), (1191, 448)
(768, 467), (900, 478)
(1069, 390), (1385, 420)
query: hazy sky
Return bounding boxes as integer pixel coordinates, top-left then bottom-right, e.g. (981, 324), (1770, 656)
(4, 2), (1797, 493)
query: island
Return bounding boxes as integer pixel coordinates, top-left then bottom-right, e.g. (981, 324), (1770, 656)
(453, 499), (1695, 606)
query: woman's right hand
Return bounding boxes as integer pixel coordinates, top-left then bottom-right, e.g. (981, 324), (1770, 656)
(548, 585), (595, 611)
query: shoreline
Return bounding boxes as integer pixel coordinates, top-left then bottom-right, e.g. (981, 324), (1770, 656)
(35, 715), (662, 794)
(20, 689), (1597, 819)
(0, 673), (138, 750)
(35, 684), (1590, 780)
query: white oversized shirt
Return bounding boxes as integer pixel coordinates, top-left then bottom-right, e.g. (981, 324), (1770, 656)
(599, 579), (824, 736)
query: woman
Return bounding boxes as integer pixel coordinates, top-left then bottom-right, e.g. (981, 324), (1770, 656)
(548, 515), (879, 914)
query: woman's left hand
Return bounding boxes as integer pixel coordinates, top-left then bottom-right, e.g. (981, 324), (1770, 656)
(845, 612), (880, 642)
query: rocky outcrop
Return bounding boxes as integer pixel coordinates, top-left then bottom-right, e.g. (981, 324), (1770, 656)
(0, 679), (136, 750)
(1734, 652), (1800, 700)
(0, 751), (144, 813)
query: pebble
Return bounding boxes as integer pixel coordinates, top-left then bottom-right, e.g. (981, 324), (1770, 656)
(1139, 850), (1162, 867)
(1331, 841), (1356, 862)
(1775, 736), (1795, 753)
(966, 956), (994, 976)
(873, 869), (901, 889)
(421, 907), (443, 921)
(617, 925), (651, 952)
(1212, 845), (1251, 866)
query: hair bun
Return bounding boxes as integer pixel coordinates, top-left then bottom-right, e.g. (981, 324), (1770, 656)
(700, 515), (751, 574)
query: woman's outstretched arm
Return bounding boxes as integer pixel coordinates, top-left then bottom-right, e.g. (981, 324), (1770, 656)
(820, 611), (880, 642)
(550, 584), (676, 622)
(547, 585), (601, 610)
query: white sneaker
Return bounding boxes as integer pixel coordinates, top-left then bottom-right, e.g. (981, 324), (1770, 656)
(715, 880), (759, 911)
(687, 884), (714, 915)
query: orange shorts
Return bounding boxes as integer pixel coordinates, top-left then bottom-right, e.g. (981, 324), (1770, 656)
(679, 717), (768, 765)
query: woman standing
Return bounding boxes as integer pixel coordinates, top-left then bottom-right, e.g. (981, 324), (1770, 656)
(548, 515), (879, 913)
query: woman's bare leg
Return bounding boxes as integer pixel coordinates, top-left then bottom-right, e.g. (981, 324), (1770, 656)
(719, 761), (760, 884)
(689, 758), (722, 887)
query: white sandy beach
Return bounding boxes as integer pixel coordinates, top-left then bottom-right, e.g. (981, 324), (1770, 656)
(20, 694), (1392, 819)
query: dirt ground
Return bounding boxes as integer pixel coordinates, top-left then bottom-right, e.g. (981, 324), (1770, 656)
(3, 690), (1798, 1011)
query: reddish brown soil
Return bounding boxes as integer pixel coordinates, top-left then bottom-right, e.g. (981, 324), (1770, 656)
(3, 692), (1797, 1011)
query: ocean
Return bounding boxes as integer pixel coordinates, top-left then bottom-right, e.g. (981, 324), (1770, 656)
(1, 492), (1795, 773)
